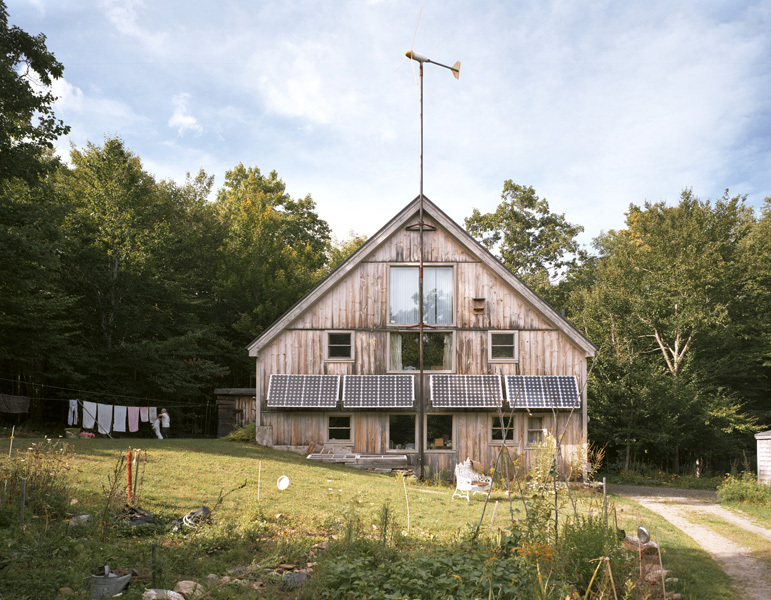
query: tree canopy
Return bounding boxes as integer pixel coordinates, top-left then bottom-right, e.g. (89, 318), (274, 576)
(465, 181), (585, 298)
(0, 1), (69, 184)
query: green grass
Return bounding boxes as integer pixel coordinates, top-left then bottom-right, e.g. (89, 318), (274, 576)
(721, 502), (771, 527)
(0, 436), (746, 599)
(609, 493), (741, 600)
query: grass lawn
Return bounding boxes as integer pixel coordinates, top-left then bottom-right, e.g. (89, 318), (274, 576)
(0, 436), (744, 599)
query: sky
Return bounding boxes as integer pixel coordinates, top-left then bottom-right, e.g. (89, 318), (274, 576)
(8, 0), (771, 247)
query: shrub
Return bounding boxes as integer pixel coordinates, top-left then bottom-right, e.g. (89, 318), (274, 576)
(224, 422), (256, 443)
(717, 471), (771, 506)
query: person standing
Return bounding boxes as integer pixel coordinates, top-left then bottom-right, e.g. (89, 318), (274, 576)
(159, 408), (170, 439)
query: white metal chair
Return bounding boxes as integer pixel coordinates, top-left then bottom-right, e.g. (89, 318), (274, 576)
(452, 458), (492, 501)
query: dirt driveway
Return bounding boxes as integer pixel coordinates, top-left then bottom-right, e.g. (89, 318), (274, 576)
(610, 485), (771, 600)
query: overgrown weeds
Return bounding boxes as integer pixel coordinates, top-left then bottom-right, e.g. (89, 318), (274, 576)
(717, 471), (771, 506)
(0, 438), (75, 525)
(223, 422), (256, 443)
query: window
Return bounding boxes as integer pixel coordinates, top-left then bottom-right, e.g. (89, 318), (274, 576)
(389, 331), (453, 371)
(389, 414), (416, 450)
(426, 414), (453, 450)
(326, 331), (353, 361)
(491, 415), (515, 441)
(488, 331), (518, 362)
(527, 416), (544, 446)
(327, 415), (352, 442)
(390, 266), (453, 324)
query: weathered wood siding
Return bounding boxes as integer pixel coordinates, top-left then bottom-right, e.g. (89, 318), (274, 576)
(253, 208), (591, 473)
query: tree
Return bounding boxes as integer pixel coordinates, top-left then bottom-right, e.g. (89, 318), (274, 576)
(0, 1), (69, 184)
(213, 164), (332, 382)
(465, 181), (585, 299)
(326, 230), (368, 272)
(59, 137), (228, 408)
(571, 190), (760, 471)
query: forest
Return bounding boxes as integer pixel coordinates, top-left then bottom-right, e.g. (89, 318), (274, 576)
(1, 2), (769, 474)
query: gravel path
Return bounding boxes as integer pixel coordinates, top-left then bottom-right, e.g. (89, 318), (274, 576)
(609, 485), (771, 600)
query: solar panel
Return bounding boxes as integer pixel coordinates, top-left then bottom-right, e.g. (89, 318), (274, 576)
(342, 375), (414, 408)
(430, 374), (503, 407)
(504, 375), (580, 409)
(267, 374), (340, 407)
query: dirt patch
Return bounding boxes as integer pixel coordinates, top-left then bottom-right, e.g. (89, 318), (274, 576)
(610, 485), (771, 600)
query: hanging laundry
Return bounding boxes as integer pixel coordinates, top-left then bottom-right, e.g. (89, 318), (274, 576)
(97, 403), (113, 435)
(148, 407), (157, 423)
(68, 399), (79, 426)
(128, 407), (140, 432)
(140, 407), (149, 422)
(82, 401), (97, 429)
(0, 393), (30, 414)
(113, 405), (127, 433)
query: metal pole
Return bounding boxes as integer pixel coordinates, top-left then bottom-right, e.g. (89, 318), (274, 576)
(417, 61), (425, 480)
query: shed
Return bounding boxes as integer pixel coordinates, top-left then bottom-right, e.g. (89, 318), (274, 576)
(214, 388), (256, 438)
(756, 430), (771, 485)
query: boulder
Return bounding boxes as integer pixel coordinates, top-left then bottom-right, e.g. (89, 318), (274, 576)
(173, 581), (204, 599)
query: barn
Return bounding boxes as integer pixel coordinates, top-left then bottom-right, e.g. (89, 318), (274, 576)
(247, 196), (596, 477)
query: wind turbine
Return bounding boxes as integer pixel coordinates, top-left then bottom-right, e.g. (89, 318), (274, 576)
(402, 21), (460, 479)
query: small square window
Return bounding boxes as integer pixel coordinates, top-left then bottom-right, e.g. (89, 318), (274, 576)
(328, 415), (351, 441)
(426, 414), (453, 450)
(527, 416), (544, 446)
(491, 416), (515, 441)
(326, 331), (353, 361)
(488, 331), (518, 362)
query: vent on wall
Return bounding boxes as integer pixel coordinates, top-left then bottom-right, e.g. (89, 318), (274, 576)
(472, 298), (485, 315)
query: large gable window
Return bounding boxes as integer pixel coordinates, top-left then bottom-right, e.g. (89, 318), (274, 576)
(389, 266), (453, 325)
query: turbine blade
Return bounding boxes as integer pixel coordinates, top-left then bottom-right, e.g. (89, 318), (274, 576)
(410, 7), (423, 52)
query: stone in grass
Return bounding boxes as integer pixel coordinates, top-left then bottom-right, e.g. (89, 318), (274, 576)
(142, 590), (185, 600)
(58, 587), (75, 596)
(282, 571), (309, 589)
(173, 581), (204, 599)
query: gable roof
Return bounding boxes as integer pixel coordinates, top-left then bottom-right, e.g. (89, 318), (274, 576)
(248, 196), (596, 358)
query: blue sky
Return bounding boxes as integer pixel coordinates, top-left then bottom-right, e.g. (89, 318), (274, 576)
(8, 0), (771, 246)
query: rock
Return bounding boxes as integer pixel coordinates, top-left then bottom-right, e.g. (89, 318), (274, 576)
(278, 563), (296, 570)
(204, 574), (219, 586)
(68, 514), (91, 527)
(142, 591), (185, 600)
(58, 587), (75, 596)
(623, 536), (659, 556)
(227, 564), (260, 577)
(282, 571), (309, 589)
(173, 580), (204, 599)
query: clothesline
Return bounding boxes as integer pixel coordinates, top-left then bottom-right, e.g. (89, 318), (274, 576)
(71, 399), (161, 436)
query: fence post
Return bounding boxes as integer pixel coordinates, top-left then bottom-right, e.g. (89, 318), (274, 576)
(20, 478), (26, 527)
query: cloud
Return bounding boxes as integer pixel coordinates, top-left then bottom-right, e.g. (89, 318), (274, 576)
(168, 93), (203, 136)
(100, 0), (167, 53)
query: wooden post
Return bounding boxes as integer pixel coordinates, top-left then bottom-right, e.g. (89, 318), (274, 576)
(603, 477), (608, 528)
(8, 425), (14, 458)
(127, 448), (133, 504)
(19, 478), (26, 527)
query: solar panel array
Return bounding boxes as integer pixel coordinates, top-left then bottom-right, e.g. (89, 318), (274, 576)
(430, 374), (503, 407)
(342, 375), (414, 408)
(267, 374), (340, 407)
(504, 375), (580, 409)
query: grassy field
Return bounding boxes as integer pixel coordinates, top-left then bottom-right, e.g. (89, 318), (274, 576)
(0, 435), (745, 599)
